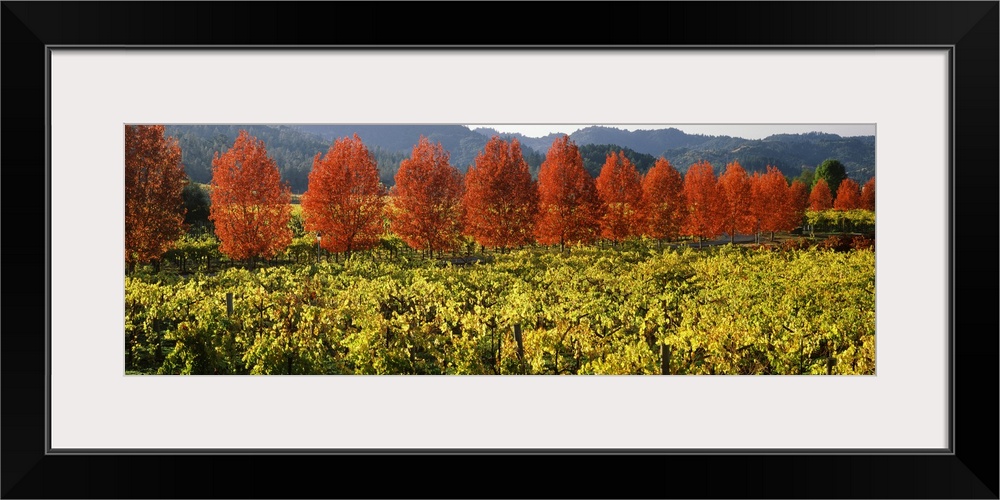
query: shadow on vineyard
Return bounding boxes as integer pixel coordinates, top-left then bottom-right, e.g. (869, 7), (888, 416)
(126, 240), (875, 376)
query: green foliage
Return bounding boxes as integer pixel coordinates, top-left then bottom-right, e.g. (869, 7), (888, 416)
(288, 208), (306, 238)
(165, 125), (330, 193)
(795, 167), (815, 188)
(662, 246), (874, 374)
(181, 181), (212, 231)
(162, 234), (221, 274)
(127, 243), (875, 375)
(578, 144), (656, 178)
(814, 159), (848, 197)
(804, 209), (875, 233)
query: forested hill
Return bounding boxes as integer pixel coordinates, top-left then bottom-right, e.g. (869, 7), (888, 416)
(474, 126), (874, 180)
(164, 125), (329, 193)
(163, 124), (875, 193)
(567, 127), (875, 180)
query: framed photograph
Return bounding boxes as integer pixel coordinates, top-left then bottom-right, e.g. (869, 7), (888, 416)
(4, 2), (996, 498)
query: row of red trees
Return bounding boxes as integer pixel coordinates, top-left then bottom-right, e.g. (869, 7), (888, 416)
(305, 133), (873, 254)
(125, 125), (876, 267)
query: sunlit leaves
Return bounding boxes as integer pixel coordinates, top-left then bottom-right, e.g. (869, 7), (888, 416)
(535, 135), (601, 247)
(302, 134), (386, 255)
(128, 245), (874, 376)
(860, 177), (876, 212)
(833, 178), (862, 211)
(681, 161), (724, 245)
(718, 161), (754, 240)
(209, 130), (293, 261)
(463, 136), (538, 250)
(641, 158), (685, 242)
(390, 136), (465, 255)
(595, 151), (643, 242)
(808, 178), (834, 211)
(751, 166), (795, 239)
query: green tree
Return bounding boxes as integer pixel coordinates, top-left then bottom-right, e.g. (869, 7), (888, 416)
(795, 167), (815, 188)
(814, 159), (847, 198)
(181, 181), (212, 232)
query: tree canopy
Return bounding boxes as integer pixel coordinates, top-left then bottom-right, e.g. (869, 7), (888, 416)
(389, 136), (465, 255)
(209, 130), (293, 261)
(125, 125), (187, 270)
(814, 158), (848, 197)
(681, 161), (724, 246)
(535, 135), (601, 247)
(595, 151), (643, 242)
(301, 134), (386, 255)
(463, 136), (538, 250)
(640, 157), (685, 242)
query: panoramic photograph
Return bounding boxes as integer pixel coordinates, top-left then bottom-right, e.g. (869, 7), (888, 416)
(125, 124), (876, 375)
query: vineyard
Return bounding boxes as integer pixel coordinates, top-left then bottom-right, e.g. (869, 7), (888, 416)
(125, 125), (876, 375)
(126, 243), (875, 375)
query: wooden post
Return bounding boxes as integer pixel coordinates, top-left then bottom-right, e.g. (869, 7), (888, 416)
(660, 344), (670, 375)
(513, 323), (525, 373)
(226, 292), (233, 317)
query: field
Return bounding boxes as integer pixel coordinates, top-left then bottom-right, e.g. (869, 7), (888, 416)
(126, 241), (875, 375)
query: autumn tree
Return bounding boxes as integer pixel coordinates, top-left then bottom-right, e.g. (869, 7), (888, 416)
(833, 178), (862, 210)
(860, 177), (876, 211)
(808, 178), (834, 211)
(751, 166), (794, 241)
(301, 134), (386, 257)
(641, 157), (685, 245)
(209, 130), (293, 264)
(125, 125), (187, 272)
(463, 136), (538, 251)
(389, 136), (464, 256)
(789, 180), (810, 226)
(717, 161), (754, 243)
(535, 135), (601, 249)
(682, 161), (724, 248)
(595, 151), (643, 243)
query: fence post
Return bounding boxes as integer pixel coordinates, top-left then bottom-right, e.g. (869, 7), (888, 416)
(513, 323), (524, 358)
(660, 344), (670, 375)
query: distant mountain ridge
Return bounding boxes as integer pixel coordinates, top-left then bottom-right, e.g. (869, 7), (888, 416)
(471, 126), (874, 180)
(163, 124), (875, 193)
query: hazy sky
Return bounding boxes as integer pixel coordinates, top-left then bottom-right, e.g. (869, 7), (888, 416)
(465, 124), (875, 140)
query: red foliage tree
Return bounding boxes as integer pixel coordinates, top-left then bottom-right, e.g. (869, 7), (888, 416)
(125, 125), (187, 271)
(641, 157), (685, 243)
(389, 136), (464, 256)
(789, 179), (810, 227)
(595, 151), (643, 242)
(301, 134), (386, 256)
(751, 166), (794, 241)
(860, 177), (876, 211)
(682, 161), (724, 247)
(463, 136), (538, 251)
(808, 178), (834, 211)
(717, 161), (754, 243)
(209, 130), (293, 263)
(833, 178), (862, 210)
(535, 135), (601, 248)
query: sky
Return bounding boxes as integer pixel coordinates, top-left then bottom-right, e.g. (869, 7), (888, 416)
(464, 124), (876, 140)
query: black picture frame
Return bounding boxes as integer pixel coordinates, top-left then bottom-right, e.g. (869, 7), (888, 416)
(3, 2), (996, 498)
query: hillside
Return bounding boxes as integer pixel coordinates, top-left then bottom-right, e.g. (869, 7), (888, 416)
(162, 124), (876, 193)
